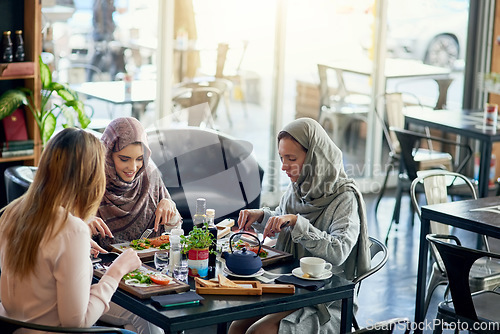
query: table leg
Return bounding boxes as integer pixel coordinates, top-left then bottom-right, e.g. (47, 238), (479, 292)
(433, 78), (453, 110)
(414, 216), (430, 334)
(478, 141), (493, 198)
(340, 296), (354, 334)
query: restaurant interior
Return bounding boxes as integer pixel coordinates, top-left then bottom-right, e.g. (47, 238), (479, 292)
(1, 0), (500, 333)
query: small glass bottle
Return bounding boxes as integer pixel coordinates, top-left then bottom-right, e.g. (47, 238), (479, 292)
(206, 209), (218, 269)
(169, 228), (183, 275)
(13, 30), (24, 62)
(1, 31), (13, 63)
(193, 198), (206, 227)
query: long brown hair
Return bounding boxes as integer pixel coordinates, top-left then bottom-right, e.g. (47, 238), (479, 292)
(0, 128), (106, 276)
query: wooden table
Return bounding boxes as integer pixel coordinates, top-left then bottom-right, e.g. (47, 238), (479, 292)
(97, 260), (355, 334)
(404, 108), (500, 198)
(414, 196), (500, 333)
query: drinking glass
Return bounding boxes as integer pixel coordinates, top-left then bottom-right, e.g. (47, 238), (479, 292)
(173, 259), (189, 282)
(154, 251), (170, 274)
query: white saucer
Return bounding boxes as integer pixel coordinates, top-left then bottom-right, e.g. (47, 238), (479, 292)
(292, 267), (332, 280)
(223, 266), (265, 278)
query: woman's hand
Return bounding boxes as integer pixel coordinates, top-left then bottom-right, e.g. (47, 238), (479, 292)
(105, 248), (142, 282)
(263, 214), (297, 239)
(88, 217), (113, 238)
(154, 198), (181, 232)
(237, 209), (264, 231)
(90, 239), (108, 258)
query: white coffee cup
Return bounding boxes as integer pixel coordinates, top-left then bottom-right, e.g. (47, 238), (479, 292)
(300, 257), (332, 277)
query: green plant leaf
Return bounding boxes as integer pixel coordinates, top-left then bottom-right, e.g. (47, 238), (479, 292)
(42, 113), (56, 145)
(39, 56), (52, 89)
(0, 90), (27, 120)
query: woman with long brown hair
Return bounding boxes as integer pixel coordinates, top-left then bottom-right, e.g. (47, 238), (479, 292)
(0, 128), (141, 329)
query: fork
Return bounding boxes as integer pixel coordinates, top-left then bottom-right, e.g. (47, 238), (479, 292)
(139, 228), (153, 240)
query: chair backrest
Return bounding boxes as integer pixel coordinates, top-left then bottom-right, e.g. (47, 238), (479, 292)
(56, 63), (105, 85)
(391, 127), (472, 182)
(0, 314), (130, 333)
(4, 166), (37, 203)
(426, 234), (500, 322)
(172, 86), (223, 128)
(411, 171), (479, 272)
(146, 127), (264, 226)
(317, 63), (346, 116)
(351, 317), (411, 334)
(352, 236), (388, 285)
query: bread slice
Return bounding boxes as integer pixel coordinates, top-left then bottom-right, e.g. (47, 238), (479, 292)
(217, 274), (241, 288)
(194, 277), (219, 288)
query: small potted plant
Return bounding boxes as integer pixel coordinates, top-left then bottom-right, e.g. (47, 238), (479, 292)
(0, 55), (91, 146)
(180, 223), (216, 278)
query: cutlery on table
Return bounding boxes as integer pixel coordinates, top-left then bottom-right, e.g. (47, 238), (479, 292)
(139, 228), (153, 240)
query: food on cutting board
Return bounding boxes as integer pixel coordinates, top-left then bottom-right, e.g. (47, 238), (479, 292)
(195, 275), (242, 288)
(234, 240), (269, 258)
(129, 235), (170, 250)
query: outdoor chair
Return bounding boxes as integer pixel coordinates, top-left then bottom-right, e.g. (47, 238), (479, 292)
(0, 314), (134, 334)
(171, 86), (223, 128)
(410, 171), (500, 318)
(385, 127), (472, 244)
(351, 236), (389, 331)
(317, 63), (371, 151)
(426, 234), (500, 334)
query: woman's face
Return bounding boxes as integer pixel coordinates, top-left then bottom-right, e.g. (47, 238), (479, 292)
(112, 143), (144, 182)
(278, 137), (307, 183)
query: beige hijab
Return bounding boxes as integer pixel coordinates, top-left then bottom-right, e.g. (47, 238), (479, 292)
(280, 117), (370, 280)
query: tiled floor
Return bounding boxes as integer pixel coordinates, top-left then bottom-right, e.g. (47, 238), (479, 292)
(87, 96), (453, 333)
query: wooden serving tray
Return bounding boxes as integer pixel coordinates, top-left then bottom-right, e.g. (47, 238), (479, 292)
(261, 246), (293, 267)
(195, 280), (262, 295)
(94, 263), (190, 299)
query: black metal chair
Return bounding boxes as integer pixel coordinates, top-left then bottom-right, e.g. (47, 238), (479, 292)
(351, 237), (389, 331)
(386, 127), (473, 244)
(426, 234), (500, 334)
(410, 171), (500, 319)
(0, 314), (134, 334)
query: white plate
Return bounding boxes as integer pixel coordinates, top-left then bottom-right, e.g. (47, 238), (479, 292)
(292, 267), (332, 281)
(223, 267), (265, 278)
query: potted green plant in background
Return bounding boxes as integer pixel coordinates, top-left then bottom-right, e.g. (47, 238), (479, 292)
(0, 55), (91, 146)
(180, 223), (215, 278)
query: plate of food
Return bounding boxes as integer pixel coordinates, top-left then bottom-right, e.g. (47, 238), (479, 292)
(111, 234), (171, 261)
(93, 254), (189, 299)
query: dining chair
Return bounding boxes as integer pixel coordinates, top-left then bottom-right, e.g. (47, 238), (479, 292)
(317, 63), (371, 151)
(426, 234), (500, 334)
(171, 86), (223, 128)
(410, 171), (500, 318)
(0, 314), (135, 334)
(174, 78), (233, 125)
(385, 127), (472, 244)
(351, 236), (389, 331)
(373, 92), (449, 215)
(350, 317), (411, 334)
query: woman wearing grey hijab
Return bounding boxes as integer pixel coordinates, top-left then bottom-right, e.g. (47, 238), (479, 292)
(231, 118), (370, 334)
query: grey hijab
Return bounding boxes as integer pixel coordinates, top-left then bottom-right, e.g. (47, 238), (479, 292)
(281, 117), (370, 279)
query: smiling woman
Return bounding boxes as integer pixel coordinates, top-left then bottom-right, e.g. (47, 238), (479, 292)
(92, 117), (182, 250)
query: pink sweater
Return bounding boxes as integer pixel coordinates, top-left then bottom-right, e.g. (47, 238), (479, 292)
(0, 210), (120, 329)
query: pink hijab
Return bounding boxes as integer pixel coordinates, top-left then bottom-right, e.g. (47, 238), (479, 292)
(97, 117), (170, 247)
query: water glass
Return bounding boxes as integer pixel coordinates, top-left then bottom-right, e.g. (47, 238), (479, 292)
(154, 251), (170, 274)
(173, 259), (189, 282)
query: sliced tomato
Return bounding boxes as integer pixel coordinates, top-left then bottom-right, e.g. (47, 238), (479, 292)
(150, 274), (172, 285)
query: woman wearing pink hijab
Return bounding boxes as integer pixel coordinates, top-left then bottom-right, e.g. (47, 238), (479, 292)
(92, 117), (181, 249)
